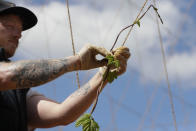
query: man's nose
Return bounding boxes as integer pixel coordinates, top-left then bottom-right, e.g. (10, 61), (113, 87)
(13, 29), (22, 39)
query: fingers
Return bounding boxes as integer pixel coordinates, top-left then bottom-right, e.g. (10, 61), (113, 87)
(112, 46), (130, 59)
(112, 46), (130, 75)
(116, 55), (127, 74)
(94, 46), (130, 72)
(79, 44), (130, 72)
(90, 45), (112, 57)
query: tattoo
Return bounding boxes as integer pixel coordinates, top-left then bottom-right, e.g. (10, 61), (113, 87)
(71, 83), (91, 97)
(11, 58), (74, 89)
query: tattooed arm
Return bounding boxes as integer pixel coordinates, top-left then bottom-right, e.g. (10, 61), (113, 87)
(0, 44), (110, 91)
(27, 71), (107, 128)
(0, 55), (81, 90)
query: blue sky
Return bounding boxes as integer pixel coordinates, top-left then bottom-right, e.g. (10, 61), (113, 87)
(10, 0), (196, 131)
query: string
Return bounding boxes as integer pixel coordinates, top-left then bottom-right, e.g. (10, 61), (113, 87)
(66, 0), (80, 88)
(122, 0), (149, 46)
(153, 0), (178, 130)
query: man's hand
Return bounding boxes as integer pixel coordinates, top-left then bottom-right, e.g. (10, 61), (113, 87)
(112, 46), (130, 75)
(78, 44), (111, 70)
(100, 46), (130, 77)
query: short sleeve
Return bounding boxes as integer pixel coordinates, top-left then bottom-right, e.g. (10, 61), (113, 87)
(26, 89), (45, 101)
(27, 89), (44, 131)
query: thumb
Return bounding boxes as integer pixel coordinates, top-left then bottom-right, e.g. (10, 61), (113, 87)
(92, 46), (111, 57)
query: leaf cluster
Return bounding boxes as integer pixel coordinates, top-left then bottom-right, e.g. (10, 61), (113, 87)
(105, 55), (120, 83)
(106, 55), (120, 68)
(75, 113), (99, 131)
(107, 71), (118, 83)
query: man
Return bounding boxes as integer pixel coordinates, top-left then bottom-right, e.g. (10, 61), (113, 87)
(0, 1), (130, 131)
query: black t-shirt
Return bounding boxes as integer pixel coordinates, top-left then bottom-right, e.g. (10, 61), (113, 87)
(0, 48), (29, 131)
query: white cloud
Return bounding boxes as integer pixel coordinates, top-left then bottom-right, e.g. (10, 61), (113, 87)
(167, 51), (196, 86)
(12, 0), (196, 88)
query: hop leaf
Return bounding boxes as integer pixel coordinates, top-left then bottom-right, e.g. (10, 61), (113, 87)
(75, 113), (100, 131)
(82, 119), (91, 130)
(106, 55), (119, 68)
(75, 113), (91, 127)
(91, 119), (99, 131)
(112, 60), (120, 68)
(106, 55), (114, 66)
(107, 71), (118, 83)
(105, 55), (119, 83)
(134, 19), (141, 27)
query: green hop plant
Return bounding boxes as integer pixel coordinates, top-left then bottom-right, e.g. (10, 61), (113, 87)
(105, 54), (120, 83)
(75, 113), (99, 131)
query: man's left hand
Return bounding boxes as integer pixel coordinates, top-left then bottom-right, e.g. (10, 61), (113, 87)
(78, 44), (111, 70)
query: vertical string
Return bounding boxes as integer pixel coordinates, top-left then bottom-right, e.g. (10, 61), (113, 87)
(66, 0), (80, 88)
(153, 0), (178, 131)
(122, 0), (149, 46)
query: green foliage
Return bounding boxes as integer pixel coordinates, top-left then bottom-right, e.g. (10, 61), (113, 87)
(107, 71), (118, 83)
(75, 113), (100, 131)
(105, 54), (119, 83)
(134, 19), (141, 27)
(106, 55), (119, 68)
